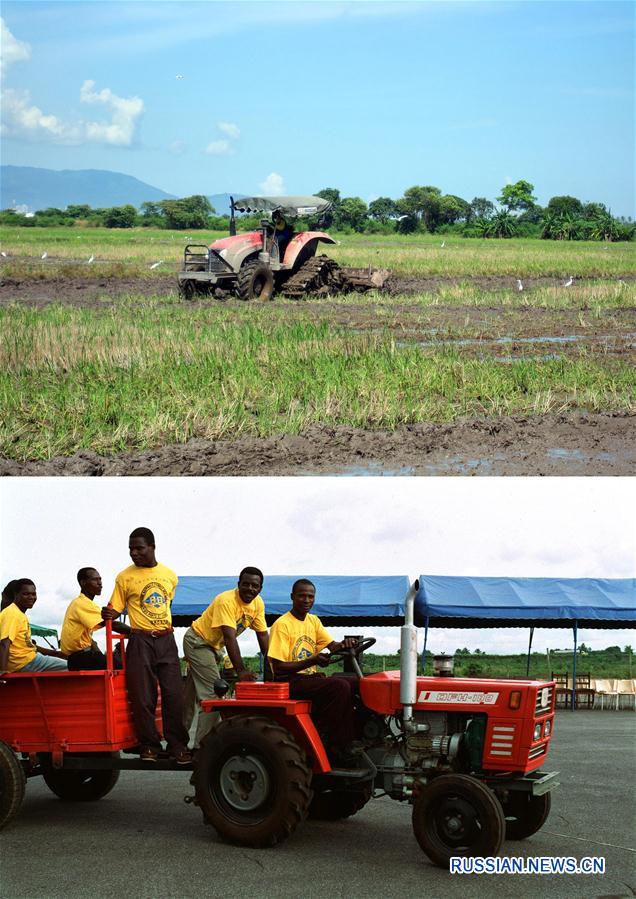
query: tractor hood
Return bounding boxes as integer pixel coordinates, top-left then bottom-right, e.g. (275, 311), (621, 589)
(231, 195), (331, 218)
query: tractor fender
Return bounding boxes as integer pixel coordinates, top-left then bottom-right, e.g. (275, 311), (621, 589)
(283, 232), (336, 267)
(210, 232), (263, 272)
(200, 697), (332, 773)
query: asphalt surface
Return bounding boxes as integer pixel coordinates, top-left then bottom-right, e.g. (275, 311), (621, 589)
(2, 711), (635, 899)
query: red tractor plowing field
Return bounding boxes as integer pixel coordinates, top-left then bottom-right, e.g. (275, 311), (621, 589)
(190, 584), (558, 867)
(178, 195), (388, 301)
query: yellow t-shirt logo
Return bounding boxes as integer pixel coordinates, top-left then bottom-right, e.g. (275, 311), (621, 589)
(141, 582), (168, 620)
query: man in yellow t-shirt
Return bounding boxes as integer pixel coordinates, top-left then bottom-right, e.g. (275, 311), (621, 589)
(267, 579), (359, 760)
(0, 579), (67, 675)
(183, 567), (269, 748)
(61, 568), (130, 670)
(101, 527), (191, 765)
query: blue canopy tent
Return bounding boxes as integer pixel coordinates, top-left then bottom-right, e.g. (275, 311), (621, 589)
(415, 576), (636, 706)
(172, 575), (411, 627)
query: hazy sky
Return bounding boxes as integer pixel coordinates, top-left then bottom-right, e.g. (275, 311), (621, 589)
(1, 0), (634, 216)
(1, 477), (634, 657)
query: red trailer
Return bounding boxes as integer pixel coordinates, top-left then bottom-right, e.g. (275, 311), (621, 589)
(0, 626), (175, 827)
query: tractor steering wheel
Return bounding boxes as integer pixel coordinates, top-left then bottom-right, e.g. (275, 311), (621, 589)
(328, 637), (376, 661)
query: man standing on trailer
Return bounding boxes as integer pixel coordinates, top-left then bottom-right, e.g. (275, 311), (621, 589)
(61, 568), (130, 670)
(0, 579), (67, 675)
(267, 578), (359, 764)
(183, 566), (269, 749)
(102, 528), (191, 764)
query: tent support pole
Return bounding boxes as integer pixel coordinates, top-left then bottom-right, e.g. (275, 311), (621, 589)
(526, 627), (534, 677)
(421, 616), (429, 674)
(572, 622), (578, 711)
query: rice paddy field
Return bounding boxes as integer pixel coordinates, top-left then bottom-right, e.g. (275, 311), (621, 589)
(1, 226), (634, 475)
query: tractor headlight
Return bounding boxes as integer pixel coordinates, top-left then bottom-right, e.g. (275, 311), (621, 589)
(544, 720), (551, 737)
(533, 724), (542, 741)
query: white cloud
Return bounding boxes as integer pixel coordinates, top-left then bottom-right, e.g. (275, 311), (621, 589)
(204, 139), (233, 157)
(218, 121), (240, 140)
(168, 139), (187, 155)
(1, 79), (143, 147)
(260, 172), (285, 194)
(79, 80), (144, 145)
(0, 18), (31, 75)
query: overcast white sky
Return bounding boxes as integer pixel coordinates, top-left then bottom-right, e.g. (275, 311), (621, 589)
(1, 477), (634, 658)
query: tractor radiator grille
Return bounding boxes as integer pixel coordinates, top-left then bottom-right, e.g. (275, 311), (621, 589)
(529, 741), (548, 760)
(488, 724), (516, 757)
(535, 686), (554, 715)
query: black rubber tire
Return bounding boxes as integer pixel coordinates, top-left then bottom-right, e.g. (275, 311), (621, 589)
(41, 753), (120, 802)
(412, 774), (506, 868)
(193, 716), (312, 847)
(500, 790), (551, 840)
(236, 262), (274, 301)
(308, 782), (372, 821)
(179, 279), (196, 301)
(0, 741), (26, 829)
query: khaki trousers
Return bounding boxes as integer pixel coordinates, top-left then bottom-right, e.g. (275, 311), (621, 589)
(183, 627), (222, 748)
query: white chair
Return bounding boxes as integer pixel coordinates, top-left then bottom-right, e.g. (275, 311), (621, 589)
(617, 679), (636, 711)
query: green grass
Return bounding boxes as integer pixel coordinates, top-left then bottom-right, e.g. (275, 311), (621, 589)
(1, 303), (634, 459)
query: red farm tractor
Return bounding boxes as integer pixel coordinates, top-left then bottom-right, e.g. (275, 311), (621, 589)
(177, 195), (388, 301)
(190, 585), (559, 867)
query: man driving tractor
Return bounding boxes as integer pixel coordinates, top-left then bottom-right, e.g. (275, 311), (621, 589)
(267, 578), (360, 765)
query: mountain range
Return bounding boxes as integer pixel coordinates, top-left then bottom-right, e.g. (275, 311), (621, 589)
(0, 166), (238, 215)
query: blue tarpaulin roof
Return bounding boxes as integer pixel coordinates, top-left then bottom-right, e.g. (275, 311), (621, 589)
(172, 575), (411, 626)
(415, 576), (636, 629)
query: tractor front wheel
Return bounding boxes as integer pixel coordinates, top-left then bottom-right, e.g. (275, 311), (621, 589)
(499, 790), (551, 840)
(193, 716), (312, 847)
(0, 741), (26, 829)
(412, 774), (505, 868)
(41, 753), (120, 801)
(236, 262), (274, 301)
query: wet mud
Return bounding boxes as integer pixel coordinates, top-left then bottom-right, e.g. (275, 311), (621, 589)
(2, 414), (633, 477)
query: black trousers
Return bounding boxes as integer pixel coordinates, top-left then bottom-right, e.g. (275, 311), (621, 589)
(126, 631), (189, 753)
(67, 645), (123, 671)
(287, 673), (355, 749)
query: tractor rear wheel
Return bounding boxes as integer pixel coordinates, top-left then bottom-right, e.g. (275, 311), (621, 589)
(236, 262), (274, 301)
(499, 790), (551, 840)
(193, 716), (312, 847)
(308, 781), (372, 821)
(0, 741), (26, 829)
(41, 753), (120, 801)
(412, 774), (505, 868)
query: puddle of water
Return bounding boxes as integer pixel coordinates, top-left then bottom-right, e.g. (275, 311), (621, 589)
(397, 332), (636, 350)
(336, 463), (417, 476)
(548, 448), (586, 461)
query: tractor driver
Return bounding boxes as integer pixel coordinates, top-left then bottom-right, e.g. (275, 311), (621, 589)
(271, 210), (293, 260)
(267, 579), (360, 764)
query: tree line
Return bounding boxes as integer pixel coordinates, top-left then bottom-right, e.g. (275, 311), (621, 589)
(1, 180), (633, 241)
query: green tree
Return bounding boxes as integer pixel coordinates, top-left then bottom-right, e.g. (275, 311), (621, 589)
(335, 196), (368, 232)
(489, 210), (519, 238)
(159, 195), (213, 229)
(103, 205), (137, 228)
(398, 185), (443, 232)
(368, 197), (397, 223)
(547, 196), (583, 218)
(498, 179), (537, 214)
(66, 204), (92, 219)
(439, 194), (470, 225)
(313, 188), (341, 229)
(470, 197), (495, 221)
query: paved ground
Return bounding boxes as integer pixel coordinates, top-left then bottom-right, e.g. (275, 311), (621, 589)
(2, 711), (635, 899)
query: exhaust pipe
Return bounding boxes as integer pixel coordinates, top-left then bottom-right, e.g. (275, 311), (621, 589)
(401, 579), (425, 732)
